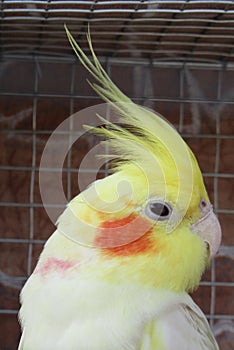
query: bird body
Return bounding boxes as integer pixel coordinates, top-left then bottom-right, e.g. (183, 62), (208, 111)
(19, 264), (217, 349)
(18, 27), (221, 349)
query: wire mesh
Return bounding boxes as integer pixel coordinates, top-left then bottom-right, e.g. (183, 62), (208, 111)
(0, 1), (234, 349)
(1, 0), (234, 61)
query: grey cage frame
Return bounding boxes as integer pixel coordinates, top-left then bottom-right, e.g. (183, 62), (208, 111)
(0, 1), (234, 349)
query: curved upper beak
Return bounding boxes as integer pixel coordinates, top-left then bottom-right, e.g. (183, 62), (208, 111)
(191, 209), (222, 259)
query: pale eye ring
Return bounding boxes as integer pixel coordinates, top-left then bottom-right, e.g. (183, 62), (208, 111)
(144, 199), (172, 221)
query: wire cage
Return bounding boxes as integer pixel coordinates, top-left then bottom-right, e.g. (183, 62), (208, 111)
(0, 1), (233, 349)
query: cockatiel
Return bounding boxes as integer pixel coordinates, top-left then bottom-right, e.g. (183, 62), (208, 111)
(18, 27), (222, 350)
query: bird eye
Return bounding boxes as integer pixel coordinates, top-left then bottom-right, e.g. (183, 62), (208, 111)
(144, 199), (172, 221)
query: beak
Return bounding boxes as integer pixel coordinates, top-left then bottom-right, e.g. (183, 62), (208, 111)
(191, 208), (222, 259)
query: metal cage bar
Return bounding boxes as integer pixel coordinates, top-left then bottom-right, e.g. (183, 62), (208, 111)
(0, 1), (233, 349)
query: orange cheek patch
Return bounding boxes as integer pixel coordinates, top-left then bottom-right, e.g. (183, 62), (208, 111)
(35, 258), (75, 277)
(95, 214), (155, 256)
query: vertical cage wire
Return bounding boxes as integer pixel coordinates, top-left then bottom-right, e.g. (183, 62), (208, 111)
(0, 1), (234, 349)
(0, 56), (233, 349)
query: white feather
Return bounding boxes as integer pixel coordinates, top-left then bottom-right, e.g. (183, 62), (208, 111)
(19, 270), (218, 349)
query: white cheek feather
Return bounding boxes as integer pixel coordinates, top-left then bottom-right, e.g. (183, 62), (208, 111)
(19, 273), (186, 350)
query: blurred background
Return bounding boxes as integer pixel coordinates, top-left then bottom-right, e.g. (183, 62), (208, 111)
(0, 1), (233, 349)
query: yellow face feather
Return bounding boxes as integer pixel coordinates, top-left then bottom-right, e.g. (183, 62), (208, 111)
(49, 27), (216, 293)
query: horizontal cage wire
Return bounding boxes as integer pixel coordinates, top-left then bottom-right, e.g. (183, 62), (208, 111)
(0, 1), (233, 349)
(1, 0), (234, 62)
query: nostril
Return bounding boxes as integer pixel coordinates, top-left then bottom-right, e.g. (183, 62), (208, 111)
(204, 240), (210, 255)
(200, 199), (207, 209)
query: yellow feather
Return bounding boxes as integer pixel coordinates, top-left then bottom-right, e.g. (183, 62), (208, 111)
(18, 27), (220, 350)
(61, 26), (211, 293)
(64, 25), (208, 229)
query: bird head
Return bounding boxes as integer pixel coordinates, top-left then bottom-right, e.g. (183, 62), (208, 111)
(57, 27), (222, 293)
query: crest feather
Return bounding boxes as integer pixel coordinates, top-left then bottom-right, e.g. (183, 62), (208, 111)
(65, 25), (204, 200)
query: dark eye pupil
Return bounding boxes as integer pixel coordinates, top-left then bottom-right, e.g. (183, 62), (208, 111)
(149, 202), (170, 217)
